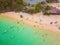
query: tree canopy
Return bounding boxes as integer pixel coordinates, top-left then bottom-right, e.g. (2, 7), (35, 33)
(0, 0), (51, 14)
(35, 3), (42, 12)
(0, 0), (26, 12)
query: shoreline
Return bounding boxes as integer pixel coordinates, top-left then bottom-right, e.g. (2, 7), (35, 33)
(0, 12), (60, 34)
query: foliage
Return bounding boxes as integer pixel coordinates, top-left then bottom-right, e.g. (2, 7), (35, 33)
(0, 0), (49, 14)
(45, 5), (51, 10)
(35, 3), (42, 12)
(44, 11), (50, 15)
(28, 9), (35, 14)
(0, 0), (26, 12)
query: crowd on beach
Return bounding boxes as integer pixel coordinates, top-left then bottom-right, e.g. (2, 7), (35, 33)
(19, 12), (60, 32)
(0, 11), (60, 34)
(0, 1), (60, 33)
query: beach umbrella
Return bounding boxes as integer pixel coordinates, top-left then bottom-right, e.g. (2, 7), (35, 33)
(20, 15), (23, 18)
(50, 22), (53, 24)
(55, 21), (58, 24)
(58, 27), (60, 30)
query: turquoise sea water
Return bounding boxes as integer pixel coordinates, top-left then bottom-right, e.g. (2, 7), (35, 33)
(25, 0), (60, 4)
(0, 16), (60, 45)
(24, 0), (45, 4)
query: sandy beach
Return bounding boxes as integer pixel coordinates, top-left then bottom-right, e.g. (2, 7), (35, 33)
(48, 3), (60, 9)
(0, 12), (60, 33)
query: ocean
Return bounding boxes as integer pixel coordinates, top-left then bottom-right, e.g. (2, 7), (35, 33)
(24, 0), (60, 4)
(24, 0), (45, 4)
(0, 15), (60, 45)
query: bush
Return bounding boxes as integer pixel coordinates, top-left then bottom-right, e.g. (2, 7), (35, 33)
(27, 9), (35, 14)
(0, 0), (26, 12)
(35, 3), (42, 12)
(45, 5), (51, 10)
(44, 12), (50, 15)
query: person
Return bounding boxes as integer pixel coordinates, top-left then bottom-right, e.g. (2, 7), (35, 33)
(20, 15), (23, 18)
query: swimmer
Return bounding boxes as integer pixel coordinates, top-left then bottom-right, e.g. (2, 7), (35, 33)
(10, 36), (15, 39)
(4, 30), (7, 32)
(10, 25), (14, 28)
(17, 22), (19, 24)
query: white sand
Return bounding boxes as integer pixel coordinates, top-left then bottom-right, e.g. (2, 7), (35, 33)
(0, 11), (60, 34)
(48, 3), (60, 9)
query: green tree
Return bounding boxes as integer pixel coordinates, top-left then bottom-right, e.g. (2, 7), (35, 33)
(45, 5), (51, 10)
(35, 3), (42, 12)
(44, 11), (50, 15)
(0, 0), (26, 11)
(28, 9), (35, 14)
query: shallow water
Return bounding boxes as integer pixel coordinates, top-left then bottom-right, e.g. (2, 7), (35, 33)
(25, 0), (60, 4)
(0, 16), (60, 45)
(24, 0), (45, 4)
